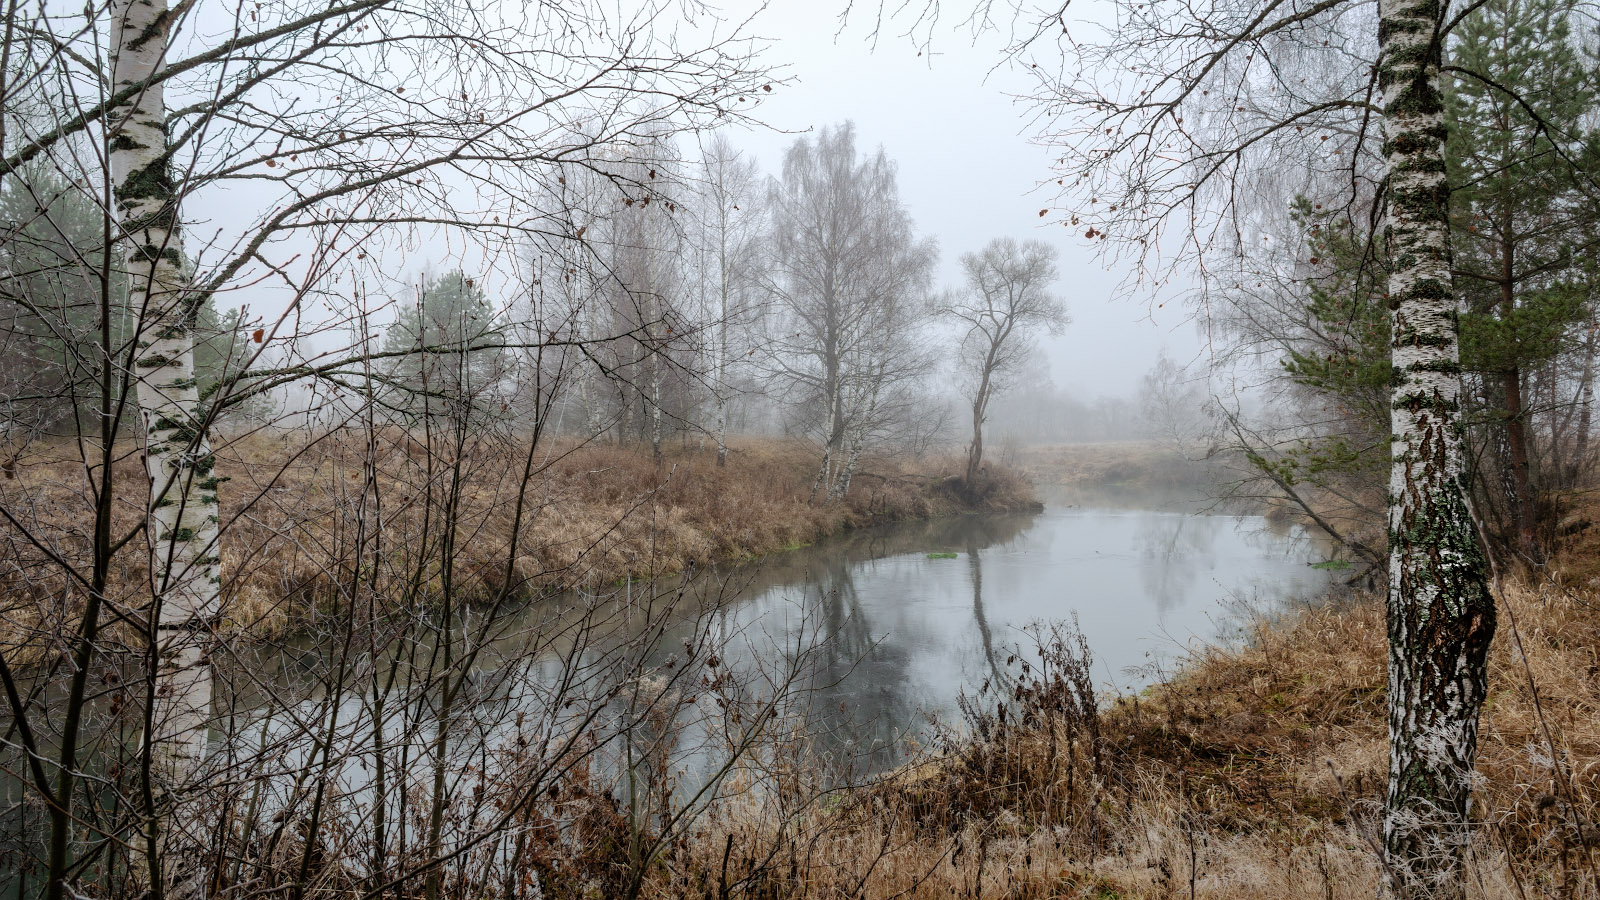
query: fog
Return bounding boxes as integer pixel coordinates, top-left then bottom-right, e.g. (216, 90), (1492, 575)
(175, 0), (1207, 415)
(728, 2), (1206, 400)
(9, 0), (1598, 892)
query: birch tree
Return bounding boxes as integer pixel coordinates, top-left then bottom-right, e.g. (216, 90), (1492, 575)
(939, 237), (1066, 488)
(589, 142), (692, 458)
(0, 0), (774, 895)
(1375, 0), (1497, 890)
(761, 122), (937, 502)
(691, 133), (763, 466)
(932, 0), (1499, 890)
(105, 1), (220, 889)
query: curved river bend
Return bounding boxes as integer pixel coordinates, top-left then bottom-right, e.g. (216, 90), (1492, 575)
(686, 488), (1335, 764)
(223, 488), (1337, 790)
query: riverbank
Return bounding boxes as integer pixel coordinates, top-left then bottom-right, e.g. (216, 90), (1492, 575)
(1013, 441), (1220, 493)
(597, 502), (1600, 898)
(0, 435), (1039, 655)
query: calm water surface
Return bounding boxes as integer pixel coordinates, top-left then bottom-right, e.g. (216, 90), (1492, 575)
(685, 487), (1336, 761)
(231, 487), (1336, 775)
(0, 488), (1340, 883)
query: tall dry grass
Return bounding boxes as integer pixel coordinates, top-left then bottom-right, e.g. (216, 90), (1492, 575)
(586, 569), (1600, 898)
(1013, 442), (1219, 493)
(0, 432), (1036, 660)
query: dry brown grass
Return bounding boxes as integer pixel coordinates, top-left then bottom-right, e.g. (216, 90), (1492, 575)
(15, 435), (1600, 897)
(0, 432), (1036, 659)
(1547, 488), (1600, 587)
(1013, 442), (1218, 492)
(616, 572), (1600, 899)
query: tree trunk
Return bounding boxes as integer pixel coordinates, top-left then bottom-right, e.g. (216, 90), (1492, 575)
(1502, 365), (1536, 555)
(835, 434), (862, 502)
(714, 393), (728, 466)
(110, 0), (220, 891)
(967, 340), (1004, 490)
(966, 404), (984, 486)
(715, 264), (729, 467)
(812, 349), (845, 503)
(1571, 325), (1596, 483)
(966, 374), (990, 487)
(1378, 0), (1498, 893)
(645, 250), (663, 463)
(650, 350), (663, 464)
(1499, 238), (1536, 556)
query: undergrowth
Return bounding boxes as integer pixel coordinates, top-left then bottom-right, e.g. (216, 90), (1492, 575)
(0, 434), (1037, 660)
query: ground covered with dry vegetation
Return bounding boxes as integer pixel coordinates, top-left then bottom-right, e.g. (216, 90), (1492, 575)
(12, 438), (1598, 898)
(0, 433), (1037, 656)
(563, 488), (1600, 899)
(1012, 443), (1220, 494)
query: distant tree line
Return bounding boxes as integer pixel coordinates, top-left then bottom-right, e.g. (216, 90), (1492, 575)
(333, 121), (1073, 501)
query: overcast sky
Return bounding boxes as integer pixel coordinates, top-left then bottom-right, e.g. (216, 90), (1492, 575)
(180, 0), (1210, 400)
(730, 1), (1207, 399)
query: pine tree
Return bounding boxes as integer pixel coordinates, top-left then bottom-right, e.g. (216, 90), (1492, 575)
(381, 270), (508, 428)
(0, 166), (258, 435)
(1446, 0), (1600, 555)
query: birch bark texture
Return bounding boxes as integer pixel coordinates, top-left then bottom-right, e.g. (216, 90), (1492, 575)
(108, 0), (219, 868)
(1378, 0), (1497, 892)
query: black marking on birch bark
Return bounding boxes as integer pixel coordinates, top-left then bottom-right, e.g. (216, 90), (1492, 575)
(1378, 0), (1498, 891)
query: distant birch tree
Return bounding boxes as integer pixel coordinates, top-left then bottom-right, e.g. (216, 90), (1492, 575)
(939, 238), (1066, 487)
(691, 133), (763, 466)
(761, 122), (937, 502)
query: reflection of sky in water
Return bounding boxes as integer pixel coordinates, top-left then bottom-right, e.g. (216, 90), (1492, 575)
(217, 492), (1337, 789)
(718, 493), (1335, 758)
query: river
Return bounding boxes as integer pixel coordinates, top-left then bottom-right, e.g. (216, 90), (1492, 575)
(650, 486), (1338, 769)
(212, 486), (1336, 784)
(0, 487), (1339, 889)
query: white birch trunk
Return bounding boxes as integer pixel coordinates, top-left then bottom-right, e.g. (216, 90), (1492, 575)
(810, 391), (839, 503)
(1378, 0), (1497, 893)
(714, 252), (729, 466)
(648, 291), (663, 462)
(830, 355), (885, 504)
(110, 0), (219, 886)
(582, 272), (609, 440)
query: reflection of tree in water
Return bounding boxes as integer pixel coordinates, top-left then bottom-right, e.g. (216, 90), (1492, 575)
(796, 512), (1041, 773)
(802, 553), (917, 773)
(203, 511), (1049, 794)
(967, 535), (1010, 694)
(1132, 511), (1221, 615)
(959, 513), (1041, 710)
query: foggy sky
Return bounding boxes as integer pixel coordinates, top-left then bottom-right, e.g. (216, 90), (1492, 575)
(180, 0), (1211, 401)
(731, 2), (1207, 399)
